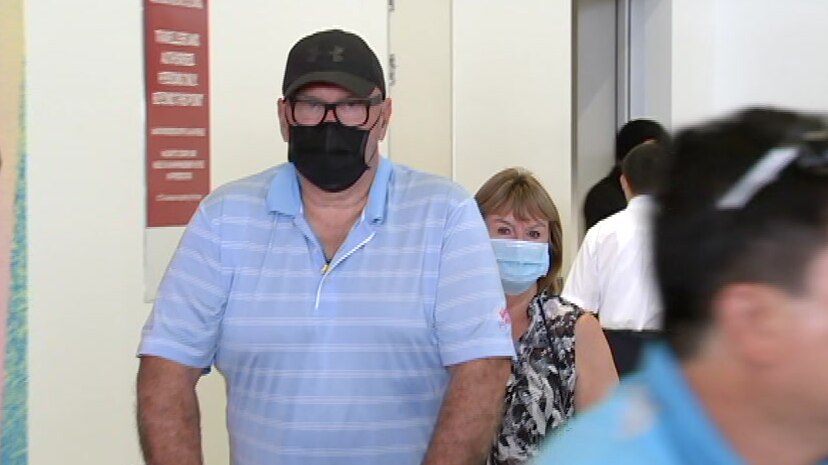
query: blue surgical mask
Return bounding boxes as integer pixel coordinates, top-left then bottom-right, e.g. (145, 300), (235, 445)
(490, 238), (551, 295)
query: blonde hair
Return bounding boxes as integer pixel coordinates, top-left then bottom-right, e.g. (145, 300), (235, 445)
(475, 167), (563, 294)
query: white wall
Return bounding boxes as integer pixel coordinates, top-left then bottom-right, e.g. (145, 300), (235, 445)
(630, 0), (828, 130)
(669, 0), (716, 127)
(711, 0), (828, 117)
(26, 2), (386, 465)
(628, 0), (673, 126)
(452, 0), (575, 267)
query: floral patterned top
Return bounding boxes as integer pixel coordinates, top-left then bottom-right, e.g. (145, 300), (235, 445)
(488, 292), (585, 465)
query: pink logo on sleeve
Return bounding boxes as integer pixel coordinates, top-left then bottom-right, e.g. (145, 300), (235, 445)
(498, 307), (511, 326)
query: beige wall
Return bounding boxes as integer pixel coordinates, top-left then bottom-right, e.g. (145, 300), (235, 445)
(452, 0), (576, 268)
(388, 0), (453, 177)
(27, 1), (148, 463)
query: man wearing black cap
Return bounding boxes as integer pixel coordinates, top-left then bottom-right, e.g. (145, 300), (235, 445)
(136, 29), (514, 465)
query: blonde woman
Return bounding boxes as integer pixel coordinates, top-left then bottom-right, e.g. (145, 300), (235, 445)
(476, 168), (618, 465)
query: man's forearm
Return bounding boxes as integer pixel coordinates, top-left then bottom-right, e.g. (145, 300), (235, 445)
(137, 357), (203, 465)
(422, 357), (511, 465)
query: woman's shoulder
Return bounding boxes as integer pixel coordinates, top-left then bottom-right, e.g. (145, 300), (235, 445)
(535, 292), (592, 334)
(537, 292), (586, 318)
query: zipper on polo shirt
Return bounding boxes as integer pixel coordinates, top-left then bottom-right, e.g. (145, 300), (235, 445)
(314, 231), (376, 309)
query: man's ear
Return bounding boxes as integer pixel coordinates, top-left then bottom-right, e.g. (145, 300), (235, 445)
(713, 283), (792, 367)
(620, 174), (633, 201)
(277, 98), (290, 142)
(377, 98), (392, 141)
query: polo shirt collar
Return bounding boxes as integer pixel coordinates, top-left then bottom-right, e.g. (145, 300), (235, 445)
(266, 157), (393, 224)
(363, 157), (392, 224)
(642, 344), (747, 465)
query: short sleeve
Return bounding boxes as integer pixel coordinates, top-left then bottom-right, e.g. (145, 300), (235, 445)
(137, 202), (230, 369)
(562, 228), (602, 312)
(433, 197), (515, 366)
(544, 298), (584, 378)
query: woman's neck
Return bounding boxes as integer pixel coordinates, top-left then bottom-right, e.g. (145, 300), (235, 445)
(505, 286), (537, 310)
(505, 284), (538, 341)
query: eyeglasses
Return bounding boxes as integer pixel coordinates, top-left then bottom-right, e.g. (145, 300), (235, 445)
(289, 95), (384, 127)
(717, 129), (828, 210)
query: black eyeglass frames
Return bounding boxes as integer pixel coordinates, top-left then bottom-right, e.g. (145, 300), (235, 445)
(289, 95), (384, 127)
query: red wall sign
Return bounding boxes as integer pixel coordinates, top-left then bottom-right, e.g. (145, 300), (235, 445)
(144, 0), (209, 227)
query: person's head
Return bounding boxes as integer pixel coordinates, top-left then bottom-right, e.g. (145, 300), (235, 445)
(475, 168), (563, 295)
(655, 107), (828, 416)
(616, 119), (669, 164)
(277, 29), (392, 192)
(620, 141), (669, 200)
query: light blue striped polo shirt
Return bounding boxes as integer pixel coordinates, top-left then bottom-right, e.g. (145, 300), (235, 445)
(139, 158), (514, 465)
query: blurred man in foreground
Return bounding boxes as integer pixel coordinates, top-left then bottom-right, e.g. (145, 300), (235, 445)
(538, 108), (828, 465)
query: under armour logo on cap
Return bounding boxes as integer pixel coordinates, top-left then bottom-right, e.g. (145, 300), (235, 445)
(329, 46), (344, 62)
(307, 45), (344, 63)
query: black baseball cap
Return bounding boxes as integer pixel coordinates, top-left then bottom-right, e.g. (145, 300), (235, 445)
(282, 29), (386, 99)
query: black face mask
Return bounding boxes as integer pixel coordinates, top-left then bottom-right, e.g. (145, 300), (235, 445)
(288, 122), (372, 192)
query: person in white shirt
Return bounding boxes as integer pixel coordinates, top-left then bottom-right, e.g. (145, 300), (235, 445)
(563, 141), (668, 375)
